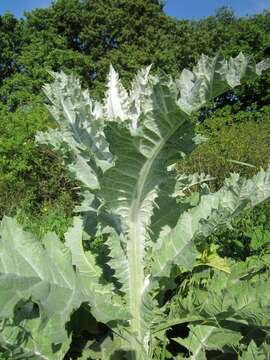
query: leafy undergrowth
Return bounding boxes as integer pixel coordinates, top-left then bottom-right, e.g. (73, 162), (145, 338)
(15, 205), (74, 241)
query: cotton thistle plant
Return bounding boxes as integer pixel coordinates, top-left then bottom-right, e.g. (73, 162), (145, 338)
(0, 53), (270, 359)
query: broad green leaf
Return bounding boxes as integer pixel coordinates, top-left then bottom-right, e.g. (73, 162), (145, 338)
(178, 255), (270, 329)
(64, 217), (130, 324)
(0, 315), (70, 360)
(0, 217), (84, 344)
(240, 341), (265, 360)
(152, 168), (270, 279)
(174, 325), (241, 360)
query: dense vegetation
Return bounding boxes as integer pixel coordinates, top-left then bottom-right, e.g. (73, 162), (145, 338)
(0, 1), (270, 359)
(1, 2), (270, 223)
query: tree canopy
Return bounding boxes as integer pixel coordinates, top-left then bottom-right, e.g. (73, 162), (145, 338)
(0, 1), (269, 110)
(0, 0), (270, 221)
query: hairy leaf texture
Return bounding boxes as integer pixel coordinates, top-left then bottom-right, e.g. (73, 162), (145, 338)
(151, 168), (270, 279)
(175, 324), (242, 360)
(0, 217), (84, 344)
(0, 314), (70, 360)
(240, 341), (266, 360)
(175, 254), (270, 329)
(65, 217), (129, 323)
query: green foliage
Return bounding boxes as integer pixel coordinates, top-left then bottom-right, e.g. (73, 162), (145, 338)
(15, 205), (74, 241)
(0, 0), (184, 109)
(169, 254), (270, 359)
(0, 13), (22, 81)
(1, 1), (270, 111)
(179, 106), (270, 190)
(0, 105), (79, 219)
(0, 53), (269, 359)
(1, 1), (270, 230)
(206, 201), (270, 260)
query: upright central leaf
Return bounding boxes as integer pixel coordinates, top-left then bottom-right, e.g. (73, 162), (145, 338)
(101, 77), (195, 348)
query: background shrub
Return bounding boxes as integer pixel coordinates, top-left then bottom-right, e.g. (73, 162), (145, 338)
(0, 105), (79, 235)
(178, 106), (270, 190)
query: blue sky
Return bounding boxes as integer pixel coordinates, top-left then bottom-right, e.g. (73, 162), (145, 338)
(165, 0), (270, 18)
(0, 0), (269, 19)
(0, 0), (51, 17)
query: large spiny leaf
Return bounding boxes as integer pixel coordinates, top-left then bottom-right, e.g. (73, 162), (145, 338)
(36, 71), (112, 190)
(151, 167), (270, 279)
(149, 54), (270, 279)
(43, 72), (111, 167)
(0, 217), (84, 344)
(175, 324), (241, 360)
(105, 65), (129, 122)
(104, 64), (152, 130)
(101, 76), (198, 346)
(64, 217), (129, 324)
(0, 313), (70, 360)
(177, 52), (269, 114)
(177, 254), (270, 329)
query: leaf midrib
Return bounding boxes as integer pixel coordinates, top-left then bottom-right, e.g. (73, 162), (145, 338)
(127, 120), (181, 344)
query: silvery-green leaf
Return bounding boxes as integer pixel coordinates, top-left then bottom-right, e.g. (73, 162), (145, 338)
(175, 325), (241, 360)
(105, 65), (129, 122)
(0, 217), (84, 344)
(64, 217), (130, 323)
(240, 341), (265, 360)
(177, 53), (266, 114)
(101, 76), (198, 349)
(152, 167), (270, 279)
(0, 315), (70, 359)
